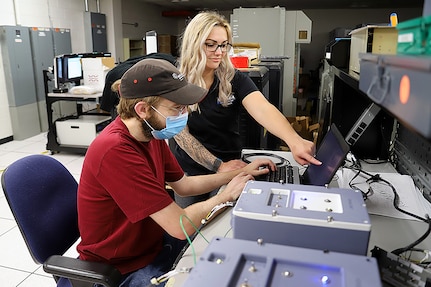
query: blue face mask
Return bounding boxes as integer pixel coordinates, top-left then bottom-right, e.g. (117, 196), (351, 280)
(144, 107), (188, 140)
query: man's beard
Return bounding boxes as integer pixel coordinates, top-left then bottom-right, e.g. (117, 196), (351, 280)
(141, 113), (165, 139)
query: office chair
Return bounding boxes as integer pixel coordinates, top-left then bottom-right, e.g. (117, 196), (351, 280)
(1, 154), (122, 287)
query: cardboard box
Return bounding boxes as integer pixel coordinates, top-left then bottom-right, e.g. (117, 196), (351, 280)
(157, 34), (177, 55)
(285, 116), (319, 144)
(232, 42), (261, 65)
(81, 57), (115, 91)
(349, 26), (398, 74)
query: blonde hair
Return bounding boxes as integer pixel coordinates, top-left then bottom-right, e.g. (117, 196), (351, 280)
(178, 11), (235, 107)
(112, 79), (161, 119)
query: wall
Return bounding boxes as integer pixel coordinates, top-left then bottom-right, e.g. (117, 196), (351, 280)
(120, 1), (183, 61)
(0, 0), (123, 142)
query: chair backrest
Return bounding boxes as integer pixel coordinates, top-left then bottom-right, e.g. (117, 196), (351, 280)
(1, 154), (80, 264)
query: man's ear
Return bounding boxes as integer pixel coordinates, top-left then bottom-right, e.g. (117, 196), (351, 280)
(134, 101), (150, 120)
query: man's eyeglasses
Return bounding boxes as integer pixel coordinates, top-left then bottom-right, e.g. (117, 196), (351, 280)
(204, 42), (232, 53)
(156, 104), (187, 117)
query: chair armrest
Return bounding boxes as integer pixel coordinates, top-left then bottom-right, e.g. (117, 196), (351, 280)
(43, 255), (122, 287)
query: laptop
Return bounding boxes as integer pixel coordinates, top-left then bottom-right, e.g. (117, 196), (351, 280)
(244, 123), (350, 186)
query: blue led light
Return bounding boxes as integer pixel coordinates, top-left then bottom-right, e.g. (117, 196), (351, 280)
(321, 275), (330, 284)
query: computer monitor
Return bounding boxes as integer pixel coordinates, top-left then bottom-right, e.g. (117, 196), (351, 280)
(53, 54), (83, 89)
(53, 52), (112, 90)
(302, 123), (350, 186)
(64, 54), (83, 82)
(53, 56), (64, 89)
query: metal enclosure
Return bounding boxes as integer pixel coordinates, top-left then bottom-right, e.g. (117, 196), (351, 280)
(0, 26), (41, 140)
(84, 12), (108, 53)
(183, 237), (381, 287)
(52, 28), (72, 56)
(29, 27), (54, 132)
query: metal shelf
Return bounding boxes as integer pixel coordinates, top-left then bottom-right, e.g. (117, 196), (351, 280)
(359, 53), (431, 139)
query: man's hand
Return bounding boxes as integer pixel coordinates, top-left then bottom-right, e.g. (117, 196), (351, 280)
(221, 172), (254, 201)
(241, 158), (276, 177)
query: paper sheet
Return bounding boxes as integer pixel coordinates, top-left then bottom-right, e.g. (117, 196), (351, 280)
(337, 169), (431, 221)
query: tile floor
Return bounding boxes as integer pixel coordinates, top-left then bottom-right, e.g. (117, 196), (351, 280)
(0, 132), (83, 286)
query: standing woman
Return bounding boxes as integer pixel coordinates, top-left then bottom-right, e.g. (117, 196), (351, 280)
(172, 11), (321, 207)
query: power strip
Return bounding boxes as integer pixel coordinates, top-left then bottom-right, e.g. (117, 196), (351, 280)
(371, 246), (431, 287)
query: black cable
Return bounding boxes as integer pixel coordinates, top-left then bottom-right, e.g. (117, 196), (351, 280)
(242, 152), (290, 167)
(344, 165), (431, 256)
(392, 215), (431, 256)
(376, 174), (427, 222)
(347, 166), (374, 200)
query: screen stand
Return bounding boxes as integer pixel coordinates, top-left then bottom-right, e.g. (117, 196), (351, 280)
(345, 103), (381, 146)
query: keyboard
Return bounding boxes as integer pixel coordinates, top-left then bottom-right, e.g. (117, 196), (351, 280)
(255, 165), (301, 184)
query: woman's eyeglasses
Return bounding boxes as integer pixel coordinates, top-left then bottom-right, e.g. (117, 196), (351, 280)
(204, 42), (232, 53)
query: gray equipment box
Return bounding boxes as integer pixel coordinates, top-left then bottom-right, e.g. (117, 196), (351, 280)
(359, 53), (431, 139)
(56, 115), (110, 146)
(232, 181), (371, 255)
(183, 237), (381, 287)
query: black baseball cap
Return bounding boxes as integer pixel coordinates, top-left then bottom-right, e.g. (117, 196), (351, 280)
(119, 58), (207, 104)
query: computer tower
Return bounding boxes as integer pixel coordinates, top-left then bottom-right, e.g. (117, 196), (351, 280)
(239, 66), (270, 149)
(325, 38), (351, 69)
(257, 59), (284, 149)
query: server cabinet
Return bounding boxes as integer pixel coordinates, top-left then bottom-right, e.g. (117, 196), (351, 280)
(239, 66), (270, 149)
(257, 59), (284, 149)
(0, 26), (41, 140)
(52, 28), (72, 56)
(29, 27), (54, 132)
(84, 12), (108, 53)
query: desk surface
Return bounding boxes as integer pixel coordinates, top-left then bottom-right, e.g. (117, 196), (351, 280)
(169, 150), (431, 286)
(47, 91), (102, 99)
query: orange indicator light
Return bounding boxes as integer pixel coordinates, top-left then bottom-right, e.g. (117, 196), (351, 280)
(399, 75), (410, 104)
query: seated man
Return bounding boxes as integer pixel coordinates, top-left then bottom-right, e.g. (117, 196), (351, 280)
(77, 58), (274, 287)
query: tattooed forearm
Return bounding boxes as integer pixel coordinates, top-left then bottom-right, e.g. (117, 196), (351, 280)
(173, 126), (219, 171)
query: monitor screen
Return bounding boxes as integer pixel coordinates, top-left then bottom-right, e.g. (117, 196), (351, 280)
(54, 54), (83, 87)
(66, 56), (83, 80)
(302, 123), (350, 186)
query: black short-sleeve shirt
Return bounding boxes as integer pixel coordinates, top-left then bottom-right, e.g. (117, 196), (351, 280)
(172, 70), (258, 175)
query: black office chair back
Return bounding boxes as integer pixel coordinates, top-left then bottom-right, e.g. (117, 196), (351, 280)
(1, 154), (80, 264)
